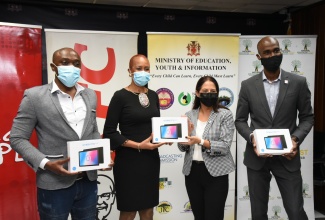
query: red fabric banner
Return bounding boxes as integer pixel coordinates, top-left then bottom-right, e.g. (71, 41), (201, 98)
(0, 23), (42, 220)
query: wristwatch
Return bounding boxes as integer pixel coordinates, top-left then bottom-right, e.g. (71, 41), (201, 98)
(199, 139), (204, 146)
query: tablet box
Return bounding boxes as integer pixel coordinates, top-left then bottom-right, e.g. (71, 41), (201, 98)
(152, 117), (188, 143)
(67, 139), (110, 172)
(253, 129), (293, 155)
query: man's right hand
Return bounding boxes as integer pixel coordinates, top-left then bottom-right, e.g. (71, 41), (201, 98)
(44, 158), (78, 176)
(252, 135), (272, 158)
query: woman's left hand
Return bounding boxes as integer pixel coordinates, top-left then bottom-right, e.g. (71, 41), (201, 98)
(182, 135), (200, 146)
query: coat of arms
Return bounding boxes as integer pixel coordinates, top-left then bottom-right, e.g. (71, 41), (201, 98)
(186, 41), (201, 56)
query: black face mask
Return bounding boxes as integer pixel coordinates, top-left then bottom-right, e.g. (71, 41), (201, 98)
(199, 93), (218, 107)
(260, 54), (283, 72)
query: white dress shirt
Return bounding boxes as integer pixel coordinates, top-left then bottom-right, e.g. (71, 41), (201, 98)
(262, 71), (281, 117)
(192, 119), (207, 161)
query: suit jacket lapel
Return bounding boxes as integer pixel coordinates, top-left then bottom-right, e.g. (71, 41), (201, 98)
(48, 83), (70, 126)
(191, 108), (217, 139)
(273, 70), (289, 119)
(255, 72), (273, 120)
(202, 111), (217, 138)
(80, 90), (91, 138)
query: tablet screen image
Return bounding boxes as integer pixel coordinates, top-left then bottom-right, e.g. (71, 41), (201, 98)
(160, 125), (178, 139)
(79, 149), (99, 166)
(163, 123), (182, 137)
(264, 136), (284, 150)
(91, 147), (104, 163)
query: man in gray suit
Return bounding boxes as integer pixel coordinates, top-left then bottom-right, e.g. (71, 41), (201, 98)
(235, 36), (314, 219)
(10, 47), (111, 220)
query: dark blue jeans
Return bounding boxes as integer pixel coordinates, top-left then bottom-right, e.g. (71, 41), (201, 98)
(37, 178), (98, 220)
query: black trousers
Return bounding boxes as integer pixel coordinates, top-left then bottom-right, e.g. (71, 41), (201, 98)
(247, 156), (308, 220)
(185, 161), (229, 220)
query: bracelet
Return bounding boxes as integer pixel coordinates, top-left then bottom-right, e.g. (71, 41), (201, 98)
(199, 138), (204, 146)
(137, 143), (141, 152)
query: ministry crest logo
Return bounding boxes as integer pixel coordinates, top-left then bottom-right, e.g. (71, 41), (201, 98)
(187, 41), (201, 56)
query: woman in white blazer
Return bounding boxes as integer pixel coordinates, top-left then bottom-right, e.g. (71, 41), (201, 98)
(178, 76), (235, 220)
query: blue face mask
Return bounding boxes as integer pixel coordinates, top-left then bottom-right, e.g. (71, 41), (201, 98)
(133, 71), (151, 86)
(54, 64), (81, 88)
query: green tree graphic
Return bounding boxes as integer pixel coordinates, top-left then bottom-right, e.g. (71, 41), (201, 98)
(282, 39), (291, 51)
(291, 60), (301, 72)
(302, 39), (311, 51)
(272, 206), (281, 217)
(242, 39), (252, 52)
(253, 60), (262, 72)
(243, 186), (249, 196)
(303, 183), (309, 195)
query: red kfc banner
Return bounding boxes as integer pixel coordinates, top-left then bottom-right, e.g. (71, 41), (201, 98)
(0, 22), (42, 220)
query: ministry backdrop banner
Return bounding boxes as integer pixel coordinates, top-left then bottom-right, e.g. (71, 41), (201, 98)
(147, 32), (239, 220)
(0, 22), (42, 220)
(45, 29), (138, 220)
(237, 35), (316, 219)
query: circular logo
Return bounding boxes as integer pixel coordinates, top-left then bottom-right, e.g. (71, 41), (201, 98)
(156, 201), (172, 214)
(156, 88), (174, 110)
(178, 92), (191, 106)
(219, 87), (234, 108)
(183, 201), (192, 212)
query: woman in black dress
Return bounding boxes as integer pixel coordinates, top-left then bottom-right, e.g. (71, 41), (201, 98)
(103, 54), (165, 220)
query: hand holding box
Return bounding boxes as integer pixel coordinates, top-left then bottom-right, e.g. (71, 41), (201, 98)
(67, 139), (111, 172)
(253, 129), (293, 155)
(152, 117), (188, 143)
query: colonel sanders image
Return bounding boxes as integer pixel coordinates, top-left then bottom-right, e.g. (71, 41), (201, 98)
(96, 174), (116, 220)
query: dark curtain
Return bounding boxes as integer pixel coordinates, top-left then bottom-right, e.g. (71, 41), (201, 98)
(292, 1), (325, 159)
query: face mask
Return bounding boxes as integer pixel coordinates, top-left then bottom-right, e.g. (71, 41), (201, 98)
(260, 54), (283, 72)
(199, 93), (218, 107)
(54, 64), (81, 88)
(133, 71), (151, 87)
